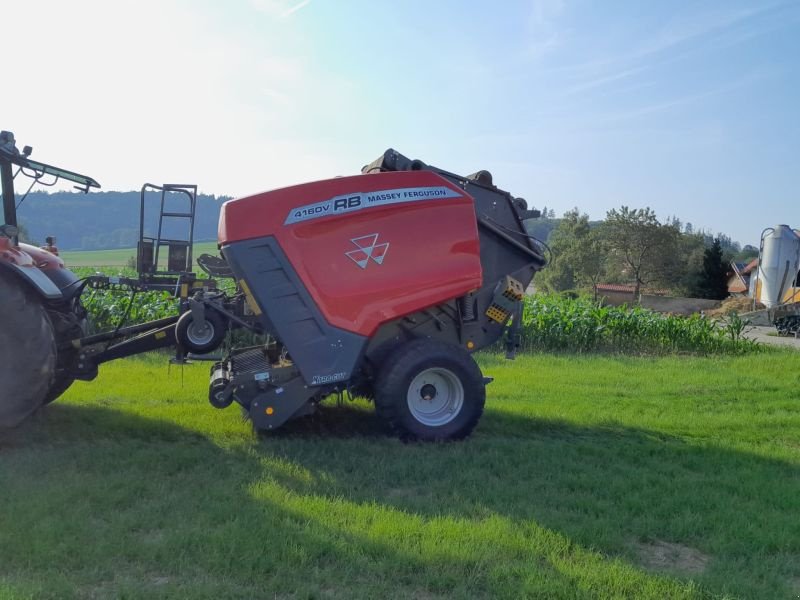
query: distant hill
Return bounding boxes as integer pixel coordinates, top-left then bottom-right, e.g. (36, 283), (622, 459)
(16, 190), (231, 250)
(18, 190), (756, 261)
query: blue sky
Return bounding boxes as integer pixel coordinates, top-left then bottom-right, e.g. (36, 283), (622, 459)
(6, 0), (799, 246)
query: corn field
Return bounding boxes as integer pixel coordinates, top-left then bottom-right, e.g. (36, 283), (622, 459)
(518, 293), (759, 355)
(72, 268), (178, 333)
(71, 267), (758, 355)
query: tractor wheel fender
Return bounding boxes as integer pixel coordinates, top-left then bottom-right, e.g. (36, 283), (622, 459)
(374, 338), (486, 441)
(0, 261), (62, 301)
(0, 268), (57, 428)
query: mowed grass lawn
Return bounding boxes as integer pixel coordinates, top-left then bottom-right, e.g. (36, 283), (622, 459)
(2, 351), (800, 599)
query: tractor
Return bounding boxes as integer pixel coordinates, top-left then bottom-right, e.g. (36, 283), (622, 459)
(1, 130), (545, 440)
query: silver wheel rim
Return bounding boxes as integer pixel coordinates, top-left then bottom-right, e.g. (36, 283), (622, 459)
(186, 320), (215, 346)
(407, 367), (464, 427)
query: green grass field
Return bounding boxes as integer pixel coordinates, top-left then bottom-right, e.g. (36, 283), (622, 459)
(2, 352), (800, 599)
(60, 241), (220, 268)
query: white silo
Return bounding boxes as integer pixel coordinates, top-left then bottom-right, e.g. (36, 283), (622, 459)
(756, 225), (800, 308)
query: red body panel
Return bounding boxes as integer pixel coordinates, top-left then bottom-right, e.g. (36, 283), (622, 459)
(220, 171), (483, 336)
(0, 239), (65, 271)
(0, 239), (66, 279)
(18, 243), (65, 271)
(0, 237), (34, 267)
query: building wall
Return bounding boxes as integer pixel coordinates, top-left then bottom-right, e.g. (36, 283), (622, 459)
(599, 291), (720, 315)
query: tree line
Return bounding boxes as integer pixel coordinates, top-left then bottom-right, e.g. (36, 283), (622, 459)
(16, 190), (230, 251)
(532, 207), (758, 300)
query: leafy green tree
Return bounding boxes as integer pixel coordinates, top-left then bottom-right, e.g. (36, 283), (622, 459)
(537, 209), (606, 294)
(601, 206), (681, 299)
(733, 244), (759, 263)
(580, 228), (608, 299)
(690, 238), (729, 300)
(674, 231), (706, 296)
(536, 218), (576, 293)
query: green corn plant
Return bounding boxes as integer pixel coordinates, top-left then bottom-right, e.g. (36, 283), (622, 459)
(517, 293), (762, 355)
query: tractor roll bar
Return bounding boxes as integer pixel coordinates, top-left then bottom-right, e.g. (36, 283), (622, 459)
(1, 130), (100, 244)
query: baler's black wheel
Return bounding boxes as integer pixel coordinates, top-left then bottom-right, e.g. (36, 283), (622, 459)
(0, 269), (56, 428)
(375, 339), (485, 441)
(175, 309), (226, 354)
(347, 378), (375, 401)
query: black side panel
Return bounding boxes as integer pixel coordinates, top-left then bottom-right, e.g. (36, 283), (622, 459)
(222, 237), (367, 387)
(0, 262), (62, 300)
(44, 267), (82, 300)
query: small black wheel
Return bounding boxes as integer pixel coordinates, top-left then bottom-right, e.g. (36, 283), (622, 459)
(375, 339), (485, 441)
(175, 309), (226, 354)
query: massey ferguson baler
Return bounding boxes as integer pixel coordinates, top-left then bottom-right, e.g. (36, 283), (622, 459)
(1, 133), (545, 440)
(214, 151), (546, 439)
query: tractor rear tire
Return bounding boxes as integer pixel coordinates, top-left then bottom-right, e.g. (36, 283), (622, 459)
(375, 339), (485, 441)
(0, 270), (56, 428)
(44, 376), (74, 405)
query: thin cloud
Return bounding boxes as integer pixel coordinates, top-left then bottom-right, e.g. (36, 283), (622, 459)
(282, 0), (311, 17)
(540, 2), (794, 106)
(250, 0), (312, 18)
(525, 0), (566, 60)
(596, 69), (772, 124)
(563, 66), (646, 96)
(638, 3), (777, 58)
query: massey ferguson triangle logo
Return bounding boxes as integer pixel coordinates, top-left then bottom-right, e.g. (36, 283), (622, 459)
(345, 234), (389, 269)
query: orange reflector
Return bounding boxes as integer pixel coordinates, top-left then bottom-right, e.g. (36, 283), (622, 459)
(266, 407), (274, 415)
(467, 341), (475, 349)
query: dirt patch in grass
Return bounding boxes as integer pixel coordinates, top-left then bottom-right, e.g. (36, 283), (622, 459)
(634, 540), (710, 575)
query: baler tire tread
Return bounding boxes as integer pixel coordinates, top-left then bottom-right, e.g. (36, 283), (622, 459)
(0, 269), (56, 428)
(375, 339), (485, 441)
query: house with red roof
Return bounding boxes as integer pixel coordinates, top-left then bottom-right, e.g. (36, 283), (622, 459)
(728, 259), (758, 296)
